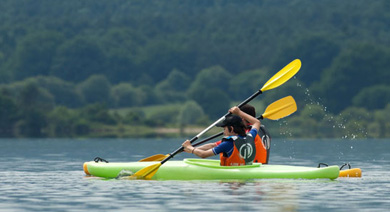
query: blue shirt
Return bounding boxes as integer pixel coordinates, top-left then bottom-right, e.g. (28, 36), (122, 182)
(212, 128), (258, 157)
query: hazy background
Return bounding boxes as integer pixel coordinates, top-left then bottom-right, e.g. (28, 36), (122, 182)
(1, 0), (389, 138)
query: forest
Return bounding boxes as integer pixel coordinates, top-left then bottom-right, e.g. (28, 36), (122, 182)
(1, 0), (390, 138)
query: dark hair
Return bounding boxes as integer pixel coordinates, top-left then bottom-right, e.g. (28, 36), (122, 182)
(217, 115), (247, 136)
(232, 122), (247, 137)
(241, 104), (256, 129)
(241, 104), (256, 117)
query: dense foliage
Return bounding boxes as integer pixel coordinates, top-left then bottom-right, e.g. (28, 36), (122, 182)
(1, 0), (389, 138)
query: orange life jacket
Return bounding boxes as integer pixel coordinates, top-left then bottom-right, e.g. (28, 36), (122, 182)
(218, 128), (268, 164)
(220, 133), (256, 166)
(253, 133), (267, 164)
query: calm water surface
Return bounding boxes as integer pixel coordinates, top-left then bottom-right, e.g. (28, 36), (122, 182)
(1, 138), (389, 212)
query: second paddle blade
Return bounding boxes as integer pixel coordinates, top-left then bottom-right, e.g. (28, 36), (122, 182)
(262, 96), (297, 120)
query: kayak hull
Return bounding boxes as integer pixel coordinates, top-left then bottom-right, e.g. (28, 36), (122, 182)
(83, 159), (339, 180)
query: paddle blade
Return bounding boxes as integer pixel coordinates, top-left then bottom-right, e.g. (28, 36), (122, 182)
(261, 59), (301, 92)
(139, 154), (169, 162)
(131, 163), (161, 180)
(262, 96), (297, 120)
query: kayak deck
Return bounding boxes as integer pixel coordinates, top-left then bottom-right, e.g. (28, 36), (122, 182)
(84, 159), (340, 180)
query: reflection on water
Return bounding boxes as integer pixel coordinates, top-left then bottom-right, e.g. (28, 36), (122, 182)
(220, 181), (299, 212)
(0, 138), (390, 212)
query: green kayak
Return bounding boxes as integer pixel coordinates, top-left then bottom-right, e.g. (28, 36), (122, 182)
(83, 159), (339, 180)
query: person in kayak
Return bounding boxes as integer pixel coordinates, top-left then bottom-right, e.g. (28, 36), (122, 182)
(216, 104), (269, 164)
(182, 106), (260, 166)
(189, 104), (270, 164)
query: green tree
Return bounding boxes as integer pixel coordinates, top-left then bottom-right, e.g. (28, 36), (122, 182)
(187, 66), (232, 119)
(51, 37), (107, 82)
(14, 110), (47, 137)
(16, 80), (55, 112)
(336, 107), (372, 139)
(155, 69), (190, 102)
(287, 116), (318, 138)
(0, 92), (20, 137)
(300, 104), (326, 122)
(138, 85), (161, 105)
(311, 43), (390, 113)
(317, 116), (339, 138)
(372, 104), (390, 137)
(104, 53), (136, 84)
(158, 69), (191, 91)
(191, 87), (230, 119)
(145, 105), (181, 127)
(298, 104), (328, 138)
(111, 83), (145, 107)
(11, 31), (65, 80)
(352, 85), (390, 110)
(178, 100), (205, 136)
(272, 35), (340, 86)
(26, 76), (83, 108)
(100, 28), (143, 83)
(78, 103), (117, 125)
(123, 109), (146, 125)
(137, 39), (195, 83)
(15, 82), (53, 137)
(46, 106), (76, 137)
(229, 68), (268, 100)
(73, 119), (90, 136)
(77, 75), (111, 105)
(188, 66), (232, 93)
(367, 122), (381, 138)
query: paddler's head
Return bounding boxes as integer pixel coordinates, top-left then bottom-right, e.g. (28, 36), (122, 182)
(216, 114), (246, 136)
(240, 104), (256, 128)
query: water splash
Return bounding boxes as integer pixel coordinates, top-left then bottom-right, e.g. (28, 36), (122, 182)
(116, 169), (134, 179)
(277, 82), (368, 140)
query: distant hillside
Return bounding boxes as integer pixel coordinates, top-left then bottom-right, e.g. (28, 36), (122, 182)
(1, 0), (390, 114)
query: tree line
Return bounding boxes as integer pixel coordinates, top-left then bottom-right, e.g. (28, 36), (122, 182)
(1, 71), (389, 138)
(0, 0), (390, 138)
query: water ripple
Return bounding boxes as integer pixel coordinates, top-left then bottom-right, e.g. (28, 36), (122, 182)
(1, 138), (390, 212)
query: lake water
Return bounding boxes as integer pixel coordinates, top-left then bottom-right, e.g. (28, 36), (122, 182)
(1, 138), (389, 212)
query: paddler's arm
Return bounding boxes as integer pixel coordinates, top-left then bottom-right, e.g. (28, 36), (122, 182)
(182, 140), (215, 158)
(197, 143), (217, 150)
(229, 106), (260, 131)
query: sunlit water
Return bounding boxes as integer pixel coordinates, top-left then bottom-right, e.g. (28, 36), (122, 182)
(1, 138), (389, 212)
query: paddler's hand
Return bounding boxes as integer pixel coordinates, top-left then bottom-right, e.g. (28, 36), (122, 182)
(182, 140), (194, 153)
(229, 106), (241, 115)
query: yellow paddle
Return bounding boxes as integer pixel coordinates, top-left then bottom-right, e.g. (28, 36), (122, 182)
(139, 154), (169, 162)
(132, 59), (301, 180)
(139, 96), (297, 162)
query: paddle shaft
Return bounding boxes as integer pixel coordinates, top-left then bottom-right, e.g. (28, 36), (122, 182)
(159, 90), (263, 165)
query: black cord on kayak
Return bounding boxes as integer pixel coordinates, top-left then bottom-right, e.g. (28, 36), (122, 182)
(317, 163), (328, 168)
(94, 157), (109, 163)
(339, 163), (351, 170)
